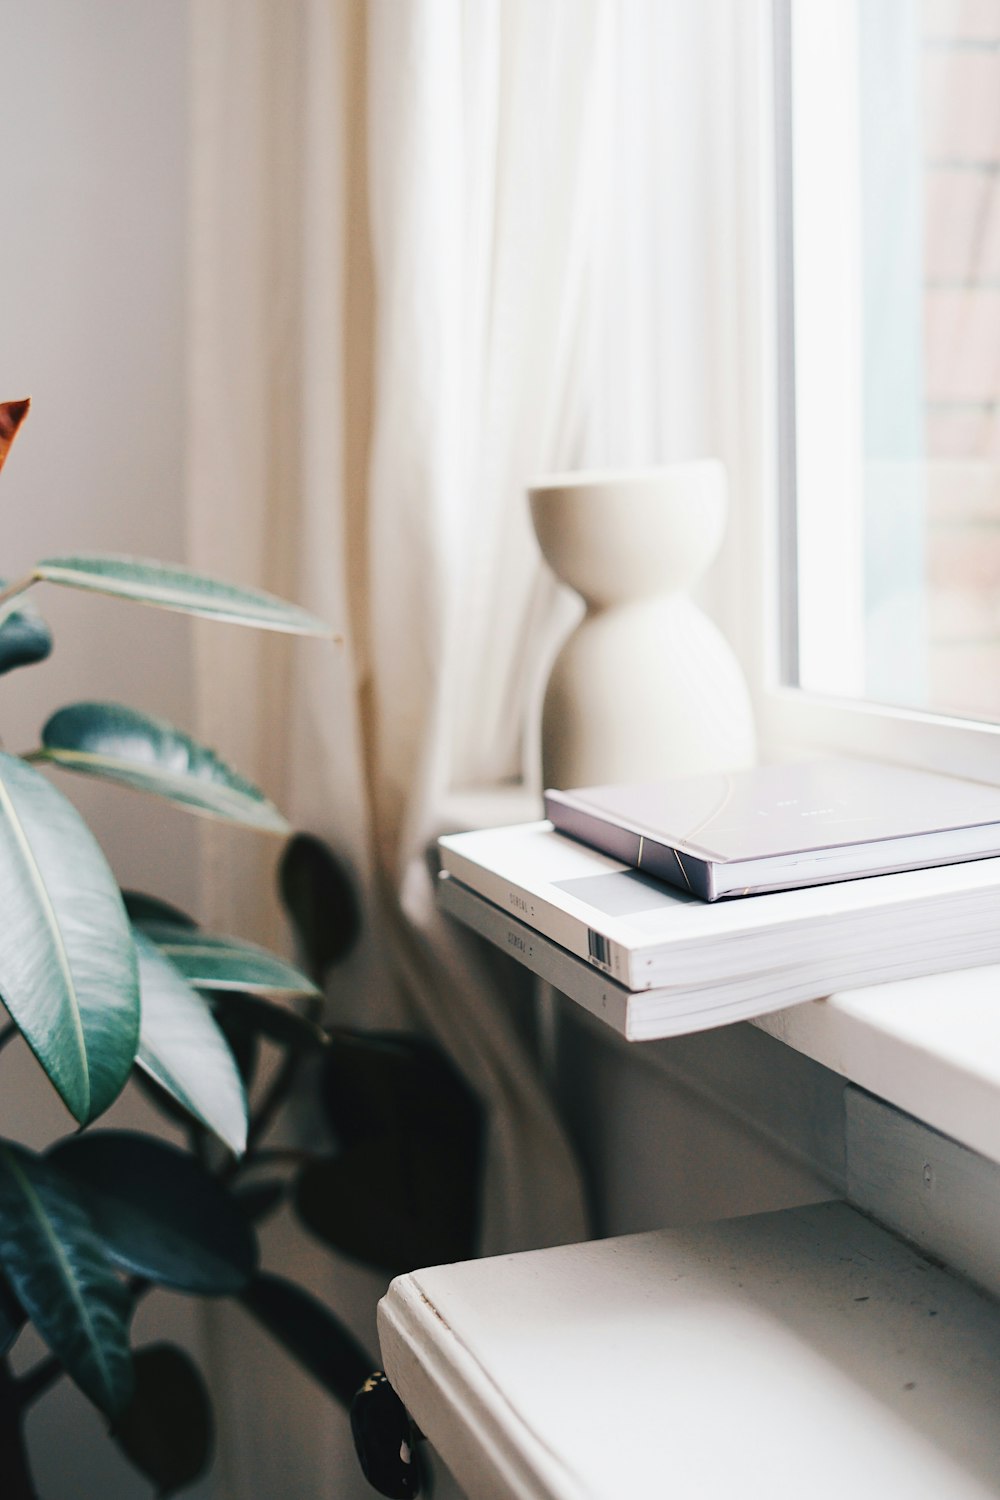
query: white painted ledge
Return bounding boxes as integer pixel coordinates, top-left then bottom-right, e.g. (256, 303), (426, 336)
(379, 1202), (1000, 1500)
(437, 786), (1000, 1175)
(754, 963), (1000, 1166)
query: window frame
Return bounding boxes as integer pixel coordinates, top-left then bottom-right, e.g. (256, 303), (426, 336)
(745, 0), (1000, 788)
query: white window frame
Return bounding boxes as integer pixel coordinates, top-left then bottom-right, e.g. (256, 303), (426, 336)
(734, 0), (1000, 789)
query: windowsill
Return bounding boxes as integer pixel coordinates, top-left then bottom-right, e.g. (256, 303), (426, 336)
(438, 782), (543, 835)
(439, 781), (1000, 1171)
(379, 1199), (1000, 1500)
(754, 966), (1000, 1169)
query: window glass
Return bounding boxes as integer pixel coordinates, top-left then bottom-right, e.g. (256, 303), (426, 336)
(783, 0), (1000, 723)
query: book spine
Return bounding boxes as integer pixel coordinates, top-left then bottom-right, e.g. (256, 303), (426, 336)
(437, 876), (633, 1037)
(437, 843), (638, 986)
(544, 795), (716, 901)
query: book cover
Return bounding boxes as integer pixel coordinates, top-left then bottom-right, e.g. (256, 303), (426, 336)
(438, 870), (1000, 1042)
(544, 758), (1000, 899)
(437, 820), (1000, 990)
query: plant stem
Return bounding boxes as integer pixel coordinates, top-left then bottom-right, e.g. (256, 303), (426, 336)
(188, 1123), (210, 1171)
(15, 1354), (62, 1409)
(0, 1358), (38, 1499)
(244, 1050), (304, 1156)
(0, 574), (37, 617)
(251, 1146), (321, 1167)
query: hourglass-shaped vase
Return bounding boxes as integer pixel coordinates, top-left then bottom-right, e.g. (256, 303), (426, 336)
(529, 464), (756, 789)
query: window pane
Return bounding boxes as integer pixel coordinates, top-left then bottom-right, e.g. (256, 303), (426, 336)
(785, 0), (1000, 723)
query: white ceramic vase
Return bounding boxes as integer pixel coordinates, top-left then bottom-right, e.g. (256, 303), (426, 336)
(529, 464), (756, 789)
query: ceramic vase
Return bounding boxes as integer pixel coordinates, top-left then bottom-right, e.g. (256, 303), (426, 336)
(529, 464), (756, 789)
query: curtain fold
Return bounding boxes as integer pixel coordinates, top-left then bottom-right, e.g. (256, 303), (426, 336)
(186, 1), (749, 1493)
(361, 0), (622, 1254)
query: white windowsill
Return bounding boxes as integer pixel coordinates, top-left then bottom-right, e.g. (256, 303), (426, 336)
(440, 782), (1000, 1170)
(425, 789), (1000, 1494)
(754, 965), (1000, 1168)
(380, 1200), (1000, 1500)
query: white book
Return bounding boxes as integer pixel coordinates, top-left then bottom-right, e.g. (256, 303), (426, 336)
(438, 870), (1000, 1041)
(437, 821), (1000, 992)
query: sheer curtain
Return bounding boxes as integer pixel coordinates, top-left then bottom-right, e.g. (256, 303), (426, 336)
(187, 1), (750, 1493)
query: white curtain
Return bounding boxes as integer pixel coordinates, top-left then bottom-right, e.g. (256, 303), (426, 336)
(186, 2), (751, 1494)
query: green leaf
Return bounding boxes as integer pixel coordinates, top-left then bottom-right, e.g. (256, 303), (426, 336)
(122, 891), (196, 929)
(294, 1138), (480, 1276)
(239, 1273), (371, 1408)
(134, 932), (247, 1156)
(320, 1031), (482, 1150)
(0, 1143), (133, 1416)
(34, 554), (331, 635)
(278, 834), (361, 983)
(113, 1343), (214, 1497)
(0, 751), (140, 1123)
(213, 1007), (260, 1090)
(233, 1180), (286, 1225)
(299, 1032), (485, 1273)
(209, 990), (327, 1051)
(36, 703), (289, 833)
(49, 1132), (257, 1295)
(0, 1272), (25, 1356)
(140, 922), (319, 997)
(131, 1067), (208, 1135)
(0, 584), (52, 676)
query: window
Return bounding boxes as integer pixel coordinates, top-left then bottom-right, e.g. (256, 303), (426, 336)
(763, 0), (1000, 783)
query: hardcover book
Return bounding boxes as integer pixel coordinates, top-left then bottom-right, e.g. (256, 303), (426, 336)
(544, 758), (1000, 900)
(437, 819), (1000, 991)
(437, 870), (1000, 1042)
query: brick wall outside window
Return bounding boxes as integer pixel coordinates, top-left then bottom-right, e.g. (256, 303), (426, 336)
(923, 0), (1000, 717)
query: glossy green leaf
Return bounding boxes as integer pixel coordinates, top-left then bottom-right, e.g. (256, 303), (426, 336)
(49, 1131), (257, 1294)
(34, 554), (331, 635)
(0, 751), (139, 1122)
(0, 1272), (25, 1357)
(233, 1180), (286, 1226)
(294, 1138), (480, 1276)
(301, 1032), (485, 1273)
(213, 1008), (260, 1090)
(113, 1343), (214, 1497)
(131, 1067), (208, 1136)
(0, 585), (52, 676)
(279, 834), (361, 984)
(36, 703), (289, 832)
(320, 1031), (482, 1150)
(239, 1273), (371, 1408)
(140, 922), (319, 997)
(122, 891), (196, 929)
(209, 990), (327, 1051)
(134, 932), (247, 1156)
(0, 1143), (133, 1416)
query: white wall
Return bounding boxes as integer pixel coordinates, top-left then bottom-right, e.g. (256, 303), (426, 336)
(0, 5), (209, 1496)
(0, 0), (197, 911)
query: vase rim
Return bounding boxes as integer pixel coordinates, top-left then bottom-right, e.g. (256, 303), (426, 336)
(528, 460), (723, 492)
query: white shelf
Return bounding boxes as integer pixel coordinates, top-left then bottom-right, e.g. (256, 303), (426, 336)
(379, 1201), (1000, 1500)
(754, 963), (1000, 1166)
(439, 834), (1000, 1167)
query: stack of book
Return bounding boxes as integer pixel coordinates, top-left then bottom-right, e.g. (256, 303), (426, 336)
(438, 759), (1000, 1041)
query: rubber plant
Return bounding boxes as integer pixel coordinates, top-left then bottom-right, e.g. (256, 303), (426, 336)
(0, 397), (385, 1498)
(0, 400), (486, 1499)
